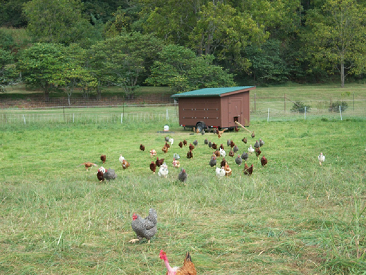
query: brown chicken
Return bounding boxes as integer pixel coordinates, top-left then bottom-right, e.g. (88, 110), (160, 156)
(242, 137), (247, 144)
(188, 143), (195, 151)
(100, 155), (106, 164)
(165, 142), (171, 149)
(150, 161), (157, 174)
(220, 144), (224, 150)
(255, 147), (261, 158)
(214, 150), (221, 157)
(140, 144), (145, 151)
(244, 163), (253, 175)
(160, 250), (197, 275)
(212, 142), (217, 150)
(97, 170), (104, 182)
(187, 150), (193, 159)
(220, 158), (227, 168)
(183, 139), (187, 146)
(150, 149), (157, 157)
(251, 131), (255, 138)
(224, 162), (232, 176)
(80, 162), (97, 170)
(179, 141), (183, 148)
(217, 128), (226, 138)
(261, 155), (268, 166)
(230, 140), (235, 148)
(156, 157), (164, 167)
(229, 149), (234, 157)
(122, 159), (130, 169)
(162, 145), (169, 153)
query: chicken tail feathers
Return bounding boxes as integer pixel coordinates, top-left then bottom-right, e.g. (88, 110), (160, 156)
(186, 252), (192, 262)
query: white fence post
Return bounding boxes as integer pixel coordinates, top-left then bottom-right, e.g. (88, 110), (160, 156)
(121, 113), (123, 124)
(166, 109), (169, 120)
(23, 114), (26, 124)
(267, 108), (270, 122)
(339, 105), (342, 120)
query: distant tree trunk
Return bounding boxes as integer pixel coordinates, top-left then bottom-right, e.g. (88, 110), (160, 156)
(341, 61), (345, 88)
(44, 83), (50, 101)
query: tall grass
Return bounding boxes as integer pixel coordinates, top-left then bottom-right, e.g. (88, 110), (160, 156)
(0, 111), (366, 274)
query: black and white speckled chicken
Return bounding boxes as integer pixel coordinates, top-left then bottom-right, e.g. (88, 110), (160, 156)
(235, 155), (242, 166)
(104, 168), (116, 181)
(209, 155), (217, 167)
(129, 208), (158, 243)
(241, 152), (249, 161)
(178, 168), (187, 183)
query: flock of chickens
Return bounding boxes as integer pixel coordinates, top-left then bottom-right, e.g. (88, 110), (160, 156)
(79, 126), (326, 274)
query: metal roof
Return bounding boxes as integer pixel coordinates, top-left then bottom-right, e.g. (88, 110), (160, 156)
(171, 86), (255, 98)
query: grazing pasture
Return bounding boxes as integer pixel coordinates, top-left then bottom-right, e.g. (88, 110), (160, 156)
(0, 110), (365, 274)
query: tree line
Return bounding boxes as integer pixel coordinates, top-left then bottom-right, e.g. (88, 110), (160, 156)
(1, 0), (366, 101)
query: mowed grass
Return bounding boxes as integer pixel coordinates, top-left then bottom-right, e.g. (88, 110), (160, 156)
(0, 115), (366, 274)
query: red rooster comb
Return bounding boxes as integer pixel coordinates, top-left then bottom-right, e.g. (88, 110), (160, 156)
(159, 250), (167, 260)
(132, 213), (138, 220)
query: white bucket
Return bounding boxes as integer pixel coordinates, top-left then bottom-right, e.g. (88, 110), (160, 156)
(164, 125), (169, 131)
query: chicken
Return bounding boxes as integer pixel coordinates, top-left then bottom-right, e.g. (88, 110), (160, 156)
(173, 153), (180, 160)
(156, 157), (164, 167)
(193, 140), (198, 146)
(224, 162), (232, 176)
(97, 169), (104, 182)
(220, 158), (227, 168)
(187, 150), (193, 159)
(150, 161), (157, 174)
(220, 144), (224, 150)
(165, 136), (170, 142)
(219, 148), (226, 158)
(241, 152), (249, 161)
(122, 159), (130, 169)
(209, 155), (217, 167)
(165, 142), (171, 149)
(318, 152), (325, 165)
(230, 140), (235, 148)
(80, 162), (97, 171)
(104, 168), (117, 181)
(189, 143), (195, 151)
(234, 126), (239, 132)
(150, 149), (157, 157)
(140, 144), (145, 151)
(254, 140), (260, 148)
(214, 150), (220, 157)
(244, 163), (253, 176)
(235, 155), (242, 166)
(158, 163), (169, 178)
(229, 149), (234, 157)
(211, 142), (217, 150)
(255, 147), (261, 158)
(178, 168), (187, 183)
(179, 141), (183, 148)
(217, 128), (227, 138)
(251, 131), (255, 138)
(259, 139), (265, 147)
(183, 139), (187, 146)
(261, 155), (268, 166)
(248, 145), (254, 154)
(242, 137), (247, 144)
(208, 141), (212, 148)
(119, 154), (125, 164)
(204, 139), (208, 145)
(172, 158), (180, 168)
(233, 145), (239, 153)
(216, 167), (226, 177)
(227, 139), (231, 146)
(160, 250), (197, 275)
(129, 208), (158, 244)
(100, 155), (106, 164)
(162, 145), (169, 153)
(169, 138), (174, 145)
(201, 129), (205, 135)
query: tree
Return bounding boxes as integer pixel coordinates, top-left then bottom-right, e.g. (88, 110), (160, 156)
(146, 44), (236, 93)
(17, 43), (65, 100)
(302, 0), (366, 87)
(0, 49), (19, 92)
(88, 32), (164, 99)
(23, 0), (92, 45)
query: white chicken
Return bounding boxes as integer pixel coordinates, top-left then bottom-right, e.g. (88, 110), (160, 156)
(150, 149), (157, 157)
(248, 145), (254, 154)
(169, 138), (174, 145)
(318, 152), (325, 166)
(158, 162), (169, 178)
(219, 148), (226, 158)
(216, 167), (226, 177)
(119, 154), (125, 163)
(172, 158), (180, 168)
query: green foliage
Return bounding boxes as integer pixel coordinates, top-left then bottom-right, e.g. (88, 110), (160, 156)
(0, 0), (28, 27)
(146, 44), (235, 92)
(290, 101), (311, 113)
(329, 101), (348, 112)
(0, 48), (19, 92)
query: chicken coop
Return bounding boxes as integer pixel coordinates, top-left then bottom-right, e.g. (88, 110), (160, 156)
(171, 86), (255, 131)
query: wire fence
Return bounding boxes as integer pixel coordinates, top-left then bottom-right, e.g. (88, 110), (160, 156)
(0, 95), (365, 126)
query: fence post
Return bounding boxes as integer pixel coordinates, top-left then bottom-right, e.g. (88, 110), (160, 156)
(121, 113), (123, 124)
(267, 108), (270, 122)
(339, 106), (342, 120)
(304, 106), (307, 120)
(166, 109), (169, 120)
(23, 114), (26, 124)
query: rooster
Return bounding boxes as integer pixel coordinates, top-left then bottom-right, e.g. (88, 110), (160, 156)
(129, 209), (158, 244)
(140, 144), (145, 151)
(244, 163), (253, 176)
(80, 162), (97, 171)
(150, 149), (157, 157)
(261, 155), (268, 166)
(172, 158), (180, 168)
(158, 163), (169, 178)
(122, 159), (130, 169)
(178, 168), (187, 183)
(318, 152), (325, 165)
(160, 250), (197, 275)
(156, 157), (164, 167)
(100, 155), (106, 164)
(150, 161), (157, 174)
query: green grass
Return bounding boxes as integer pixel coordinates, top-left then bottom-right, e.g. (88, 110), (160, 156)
(1, 113), (366, 274)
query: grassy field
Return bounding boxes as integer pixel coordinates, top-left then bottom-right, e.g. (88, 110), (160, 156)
(1, 111), (366, 274)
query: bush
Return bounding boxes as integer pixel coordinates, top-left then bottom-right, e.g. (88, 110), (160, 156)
(290, 101), (311, 113)
(329, 101), (348, 112)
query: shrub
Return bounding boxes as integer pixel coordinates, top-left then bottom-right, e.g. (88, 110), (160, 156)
(329, 101), (348, 112)
(290, 101), (311, 113)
